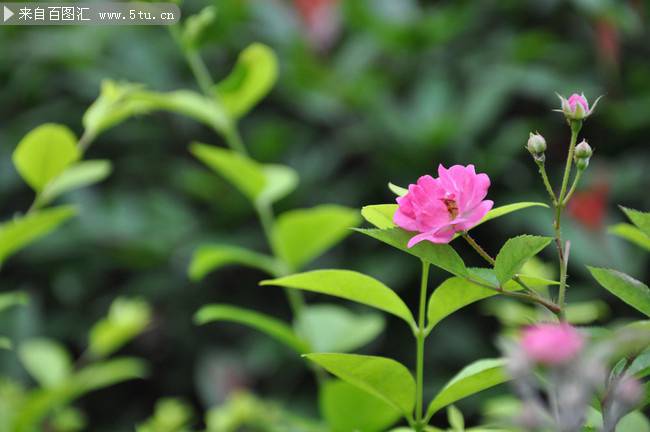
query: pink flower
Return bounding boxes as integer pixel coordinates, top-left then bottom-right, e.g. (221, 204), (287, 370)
(557, 92), (602, 120)
(394, 164), (493, 247)
(521, 323), (584, 365)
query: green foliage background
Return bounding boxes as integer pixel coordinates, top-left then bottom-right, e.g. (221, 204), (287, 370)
(1, 0), (649, 430)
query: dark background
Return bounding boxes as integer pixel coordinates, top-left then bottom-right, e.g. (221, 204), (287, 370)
(1, 0), (649, 430)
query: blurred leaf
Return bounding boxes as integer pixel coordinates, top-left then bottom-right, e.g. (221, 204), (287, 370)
(83, 80), (154, 137)
(0, 291), (29, 312)
(258, 164), (299, 206)
(273, 205), (361, 270)
(188, 244), (279, 281)
(0, 337), (11, 350)
(296, 304), (384, 352)
(89, 297), (152, 358)
(190, 143), (266, 201)
(388, 183), (407, 196)
(262, 270), (415, 328)
(494, 235), (552, 284)
(18, 338), (72, 388)
(447, 405), (464, 431)
(588, 267), (650, 317)
(137, 398), (194, 432)
(355, 228), (468, 277)
(616, 411), (650, 432)
(320, 379), (400, 432)
(50, 407), (86, 432)
(182, 6), (217, 49)
(565, 300), (610, 325)
(12, 124), (80, 192)
(621, 206), (650, 237)
(37, 160), (112, 208)
(214, 43), (279, 119)
(194, 304), (309, 353)
(609, 223), (650, 252)
(425, 359), (508, 419)
(0, 206), (76, 265)
(305, 353), (415, 416)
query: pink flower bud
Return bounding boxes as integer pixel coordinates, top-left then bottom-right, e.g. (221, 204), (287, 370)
(614, 377), (643, 406)
(393, 165), (493, 247)
(521, 323), (584, 365)
(556, 92), (602, 121)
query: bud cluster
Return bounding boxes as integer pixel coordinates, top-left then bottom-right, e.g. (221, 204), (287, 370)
(574, 139), (593, 170)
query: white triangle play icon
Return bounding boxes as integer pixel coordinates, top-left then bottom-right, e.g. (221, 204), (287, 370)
(4, 5), (14, 22)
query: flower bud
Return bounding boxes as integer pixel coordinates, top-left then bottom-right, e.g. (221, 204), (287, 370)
(574, 140), (593, 170)
(527, 133), (546, 163)
(556, 92), (602, 121)
(614, 377), (643, 406)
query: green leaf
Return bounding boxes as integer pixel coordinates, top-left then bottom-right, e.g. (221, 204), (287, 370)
(427, 277), (500, 331)
(83, 80), (155, 136)
(0, 291), (29, 312)
(12, 124), (81, 192)
(261, 270), (415, 328)
(273, 205), (361, 271)
(621, 206), (650, 237)
(388, 183), (407, 196)
(0, 206), (76, 265)
(257, 164), (299, 206)
(37, 160), (112, 207)
(361, 204), (397, 229)
(478, 202), (548, 227)
(425, 359), (508, 419)
(194, 304), (309, 353)
(447, 405), (465, 431)
(305, 353), (416, 416)
(355, 228), (468, 277)
(588, 267), (650, 317)
(296, 304), (384, 352)
(18, 338), (72, 388)
(73, 357), (148, 392)
(616, 411), (650, 432)
(138, 397), (194, 432)
(190, 143), (266, 201)
(182, 5), (217, 48)
(188, 244), (279, 281)
(214, 43), (278, 119)
(0, 337), (11, 350)
(609, 223), (650, 251)
(320, 379), (400, 432)
(89, 297), (152, 358)
(494, 235), (552, 284)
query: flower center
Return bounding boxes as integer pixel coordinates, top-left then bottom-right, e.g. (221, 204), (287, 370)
(441, 194), (459, 220)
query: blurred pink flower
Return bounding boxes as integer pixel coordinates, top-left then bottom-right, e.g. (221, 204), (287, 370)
(521, 323), (584, 365)
(394, 164), (493, 247)
(293, 0), (341, 51)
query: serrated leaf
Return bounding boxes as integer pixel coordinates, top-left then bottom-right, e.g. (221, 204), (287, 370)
(609, 223), (650, 251)
(296, 304), (384, 353)
(0, 291), (29, 312)
(89, 297), (152, 358)
(305, 353), (416, 416)
(195, 304), (309, 353)
(355, 228), (468, 277)
(37, 160), (112, 207)
(320, 379), (400, 432)
(0, 206), (76, 265)
(18, 338), (72, 388)
(621, 206), (650, 237)
(214, 43), (278, 119)
(273, 205), (361, 271)
(12, 124), (81, 192)
(588, 267), (650, 317)
(190, 143), (266, 201)
(494, 235), (552, 284)
(188, 244), (279, 281)
(425, 359), (508, 420)
(261, 270), (415, 328)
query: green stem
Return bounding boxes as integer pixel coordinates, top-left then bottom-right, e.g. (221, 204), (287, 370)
(461, 233), (495, 266)
(168, 25), (214, 96)
(415, 260), (430, 430)
(561, 169), (584, 207)
(553, 120), (581, 320)
(536, 160), (557, 206)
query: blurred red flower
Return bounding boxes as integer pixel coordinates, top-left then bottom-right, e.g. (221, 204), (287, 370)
(293, 0), (341, 51)
(567, 182), (609, 230)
